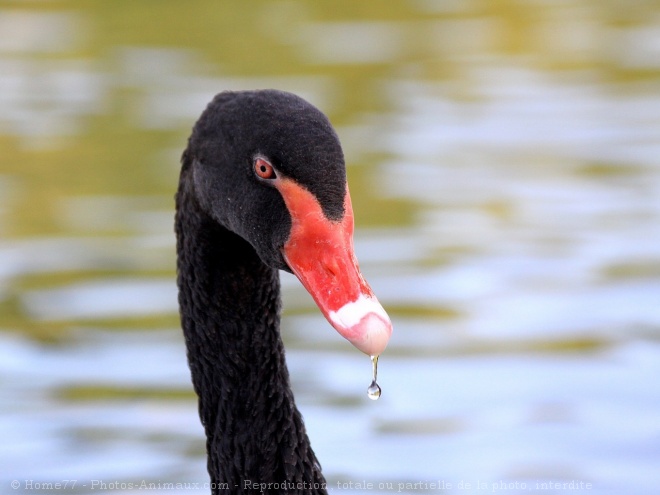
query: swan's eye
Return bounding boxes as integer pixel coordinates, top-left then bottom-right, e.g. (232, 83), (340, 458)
(254, 158), (276, 180)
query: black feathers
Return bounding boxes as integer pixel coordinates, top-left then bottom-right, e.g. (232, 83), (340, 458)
(189, 89), (346, 221)
(176, 90), (340, 494)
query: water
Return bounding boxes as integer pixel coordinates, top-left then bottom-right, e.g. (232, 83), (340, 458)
(1, 2), (660, 494)
(367, 355), (381, 401)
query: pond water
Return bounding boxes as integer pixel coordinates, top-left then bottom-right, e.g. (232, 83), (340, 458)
(1, 2), (659, 494)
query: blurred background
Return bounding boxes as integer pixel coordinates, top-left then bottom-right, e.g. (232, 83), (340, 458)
(1, 1), (659, 494)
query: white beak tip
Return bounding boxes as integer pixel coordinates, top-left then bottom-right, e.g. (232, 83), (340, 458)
(350, 312), (392, 356)
(328, 295), (393, 355)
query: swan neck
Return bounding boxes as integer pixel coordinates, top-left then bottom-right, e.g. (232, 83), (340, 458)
(175, 178), (326, 492)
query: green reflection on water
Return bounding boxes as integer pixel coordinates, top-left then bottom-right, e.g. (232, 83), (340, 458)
(1, 0), (659, 340)
(56, 384), (195, 402)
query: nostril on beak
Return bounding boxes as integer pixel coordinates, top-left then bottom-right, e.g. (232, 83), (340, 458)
(321, 258), (341, 278)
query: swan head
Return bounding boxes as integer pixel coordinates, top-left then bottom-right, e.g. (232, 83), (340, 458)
(184, 89), (392, 356)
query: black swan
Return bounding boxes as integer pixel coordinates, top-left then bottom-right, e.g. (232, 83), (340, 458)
(175, 89), (392, 494)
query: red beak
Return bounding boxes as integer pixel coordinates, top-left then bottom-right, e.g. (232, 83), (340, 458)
(275, 177), (392, 356)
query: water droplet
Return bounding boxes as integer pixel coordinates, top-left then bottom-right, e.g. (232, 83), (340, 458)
(367, 354), (381, 400)
(367, 380), (381, 400)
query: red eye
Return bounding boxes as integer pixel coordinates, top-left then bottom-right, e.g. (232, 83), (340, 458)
(254, 158), (276, 179)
